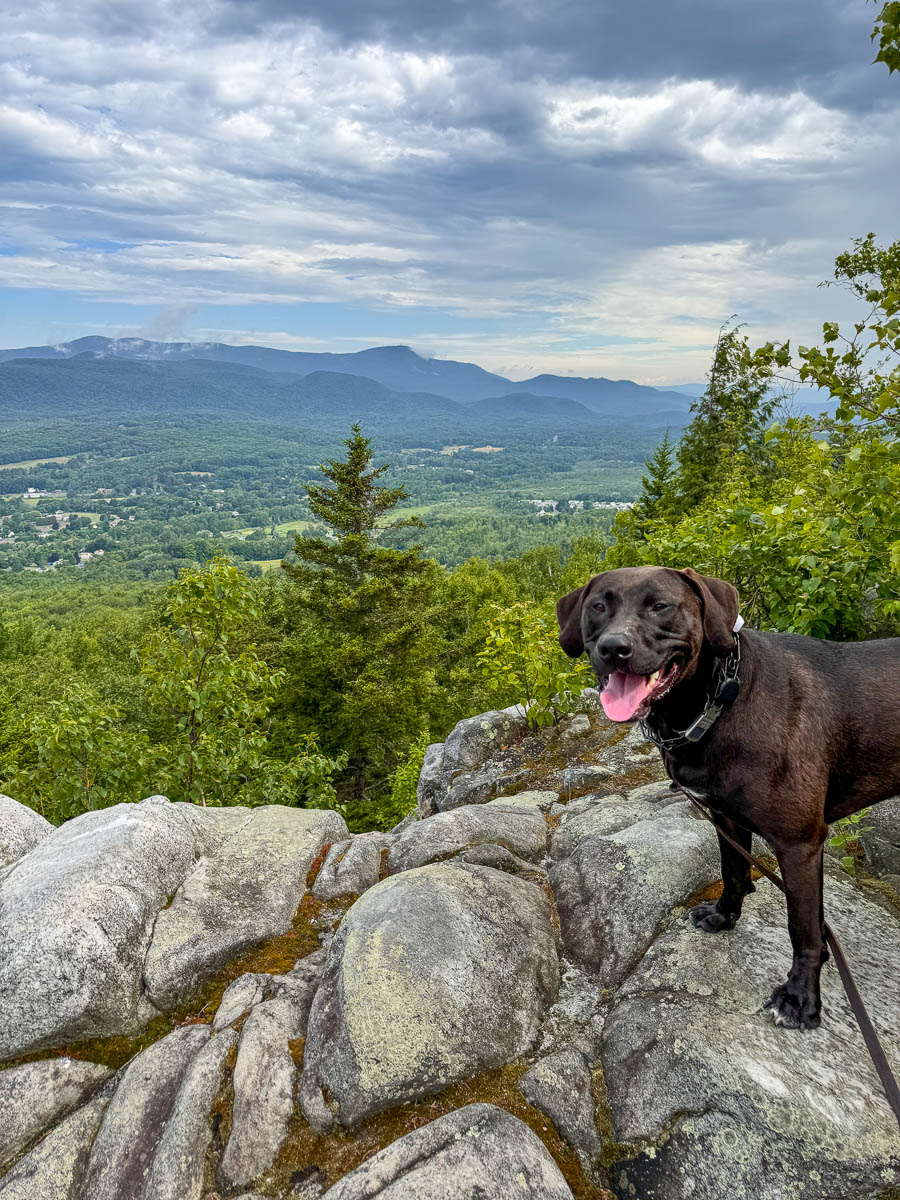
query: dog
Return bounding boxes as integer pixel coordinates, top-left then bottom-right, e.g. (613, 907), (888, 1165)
(555, 565), (900, 1029)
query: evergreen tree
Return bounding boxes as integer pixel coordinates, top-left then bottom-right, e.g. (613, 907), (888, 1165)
(278, 425), (443, 820)
(675, 323), (776, 513)
(637, 430), (676, 523)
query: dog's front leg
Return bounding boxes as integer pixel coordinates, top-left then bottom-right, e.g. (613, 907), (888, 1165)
(765, 838), (827, 1030)
(687, 816), (754, 931)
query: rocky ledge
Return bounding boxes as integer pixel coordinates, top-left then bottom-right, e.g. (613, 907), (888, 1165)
(1, 696), (899, 1200)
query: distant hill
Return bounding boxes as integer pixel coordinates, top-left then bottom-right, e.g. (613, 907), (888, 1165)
(0, 336), (694, 416)
(0, 352), (694, 446)
(470, 393), (602, 427)
(0, 356), (465, 438)
(499, 374), (693, 416)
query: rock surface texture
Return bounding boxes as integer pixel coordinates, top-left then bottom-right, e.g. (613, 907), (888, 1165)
(0, 794), (53, 869)
(299, 861), (559, 1130)
(318, 1104), (576, 1199)
(0, 796), (345, 1060)
(1, 705), (898, 1200)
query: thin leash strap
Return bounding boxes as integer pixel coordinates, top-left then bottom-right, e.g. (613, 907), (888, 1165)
(683, 790), (900, 1131)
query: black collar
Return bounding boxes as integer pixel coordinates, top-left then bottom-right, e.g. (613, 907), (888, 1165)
(640, 634), (742, 751)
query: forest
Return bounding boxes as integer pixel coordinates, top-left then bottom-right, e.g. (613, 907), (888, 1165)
(1, 233), (897, 833)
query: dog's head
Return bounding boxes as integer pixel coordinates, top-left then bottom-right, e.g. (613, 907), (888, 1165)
(556, 566), (740, 722)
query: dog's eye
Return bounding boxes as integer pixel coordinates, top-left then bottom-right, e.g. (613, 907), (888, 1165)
(592, 602), (606, 613)
(651, 602), (669, 612)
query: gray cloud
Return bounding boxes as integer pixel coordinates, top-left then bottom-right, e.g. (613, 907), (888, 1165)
(0, 0), (897, 381)
(139, 303), (199, 341)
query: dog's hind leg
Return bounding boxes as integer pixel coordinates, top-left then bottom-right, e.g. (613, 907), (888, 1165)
(686, 815), (755, 932)
(764, 837), (827, 1030)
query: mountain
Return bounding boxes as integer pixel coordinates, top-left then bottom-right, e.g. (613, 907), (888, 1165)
(0, 336), (694, 415)
(0, 355), (465, 436)
(469, 393), (602, 427)
(499, 374), (693, 416)
(0, 338), (507, 405)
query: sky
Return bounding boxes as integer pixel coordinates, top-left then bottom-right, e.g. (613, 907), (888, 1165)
(1, 0), (898, 385)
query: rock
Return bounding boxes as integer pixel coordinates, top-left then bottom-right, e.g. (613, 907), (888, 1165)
(387, 804), (547, 875)
(212, 950), (326, 1033)
(551, 791), (679, 859)
(389, 810), (418, 835)
(552, 797), (655, 858)
(560, 791), (623, 818)
(885, 873), (900, 894)
(862, 832), (900, 877)
(486, 789), (559, 811)
(219, 997), (307, 1191)
(561, 714), (592, 739)
(169, 801), (253, 856)
(869, 794), (900, 841)
(445, 764), (532, 813)
(143, 806), (347, 1010)
(624, 780), (679, 804)
(0, 1090), (111, 1199)
(285, 947), (328, 990)
(861, 797), (900, 879)
(602, 874), (900, 1200)
(311, 833), (389, 901)
(142, 1029), (238, 1200)
(0, 1059), (112, 1171)
(550, 803), (720, 986)
(414, 743), (445, 818)
(285, 1167), (327, 1199)
(0, 795), (52, 869)
(0, 802), (197, 1060)
(82, 1024), (211, 1200)
(212, 973), (273, 1032)
(416, 708), (529, 816)
(318, 1104), (574, 1199)
(299, 863), (559, 1130)
(442, 706), (529, 773)
(558, 765), (614, 796)
(519, 1049), (603, 1174)
(456, 843), (547, 881)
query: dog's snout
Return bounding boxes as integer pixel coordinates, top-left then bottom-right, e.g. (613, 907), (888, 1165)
(597, 633), (633, 663)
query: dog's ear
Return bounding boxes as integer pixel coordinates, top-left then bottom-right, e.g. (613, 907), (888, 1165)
(556, 581), (593, 657)
(677, 568), (740, 654)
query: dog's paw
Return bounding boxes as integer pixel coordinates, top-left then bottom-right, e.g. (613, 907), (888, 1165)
(685, 900), (737, 933)
(764, 981), (821, 1031)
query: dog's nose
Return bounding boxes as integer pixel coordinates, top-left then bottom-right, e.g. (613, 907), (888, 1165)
(597, 633), (633, 663)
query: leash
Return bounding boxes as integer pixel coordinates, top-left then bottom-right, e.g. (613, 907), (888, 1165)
(681, 789), (900, 1131)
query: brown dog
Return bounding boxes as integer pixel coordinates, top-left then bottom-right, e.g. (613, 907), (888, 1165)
(556, 565), (900, 1029)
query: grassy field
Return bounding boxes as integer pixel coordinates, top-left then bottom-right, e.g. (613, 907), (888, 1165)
(230, 518), (314, 538)
(0, 455), (74, 470)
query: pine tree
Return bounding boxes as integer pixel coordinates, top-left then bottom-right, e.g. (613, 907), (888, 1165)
(675, 324), (776, 513)
(278, 425), (442, 820)
(637, 430), (676, 522)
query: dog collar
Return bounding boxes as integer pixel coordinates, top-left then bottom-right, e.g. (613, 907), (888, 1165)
(640, 634), (742, 751)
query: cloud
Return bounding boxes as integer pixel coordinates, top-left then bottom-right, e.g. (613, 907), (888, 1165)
(0, 0), (897, 380)
(139, 303), (199, 341)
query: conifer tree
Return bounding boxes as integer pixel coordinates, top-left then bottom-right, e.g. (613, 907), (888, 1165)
(637, 430), (676, 523)
(279, 425), (442, 818)
(675, 323), (776, 513)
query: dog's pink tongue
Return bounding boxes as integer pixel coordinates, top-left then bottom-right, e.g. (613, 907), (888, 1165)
(601, 671), (654, 721)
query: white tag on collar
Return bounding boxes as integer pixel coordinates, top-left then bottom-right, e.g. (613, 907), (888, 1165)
(733, 614), (745, 633)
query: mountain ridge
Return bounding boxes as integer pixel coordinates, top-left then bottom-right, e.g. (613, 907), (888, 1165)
(0, 336), (694, 416)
